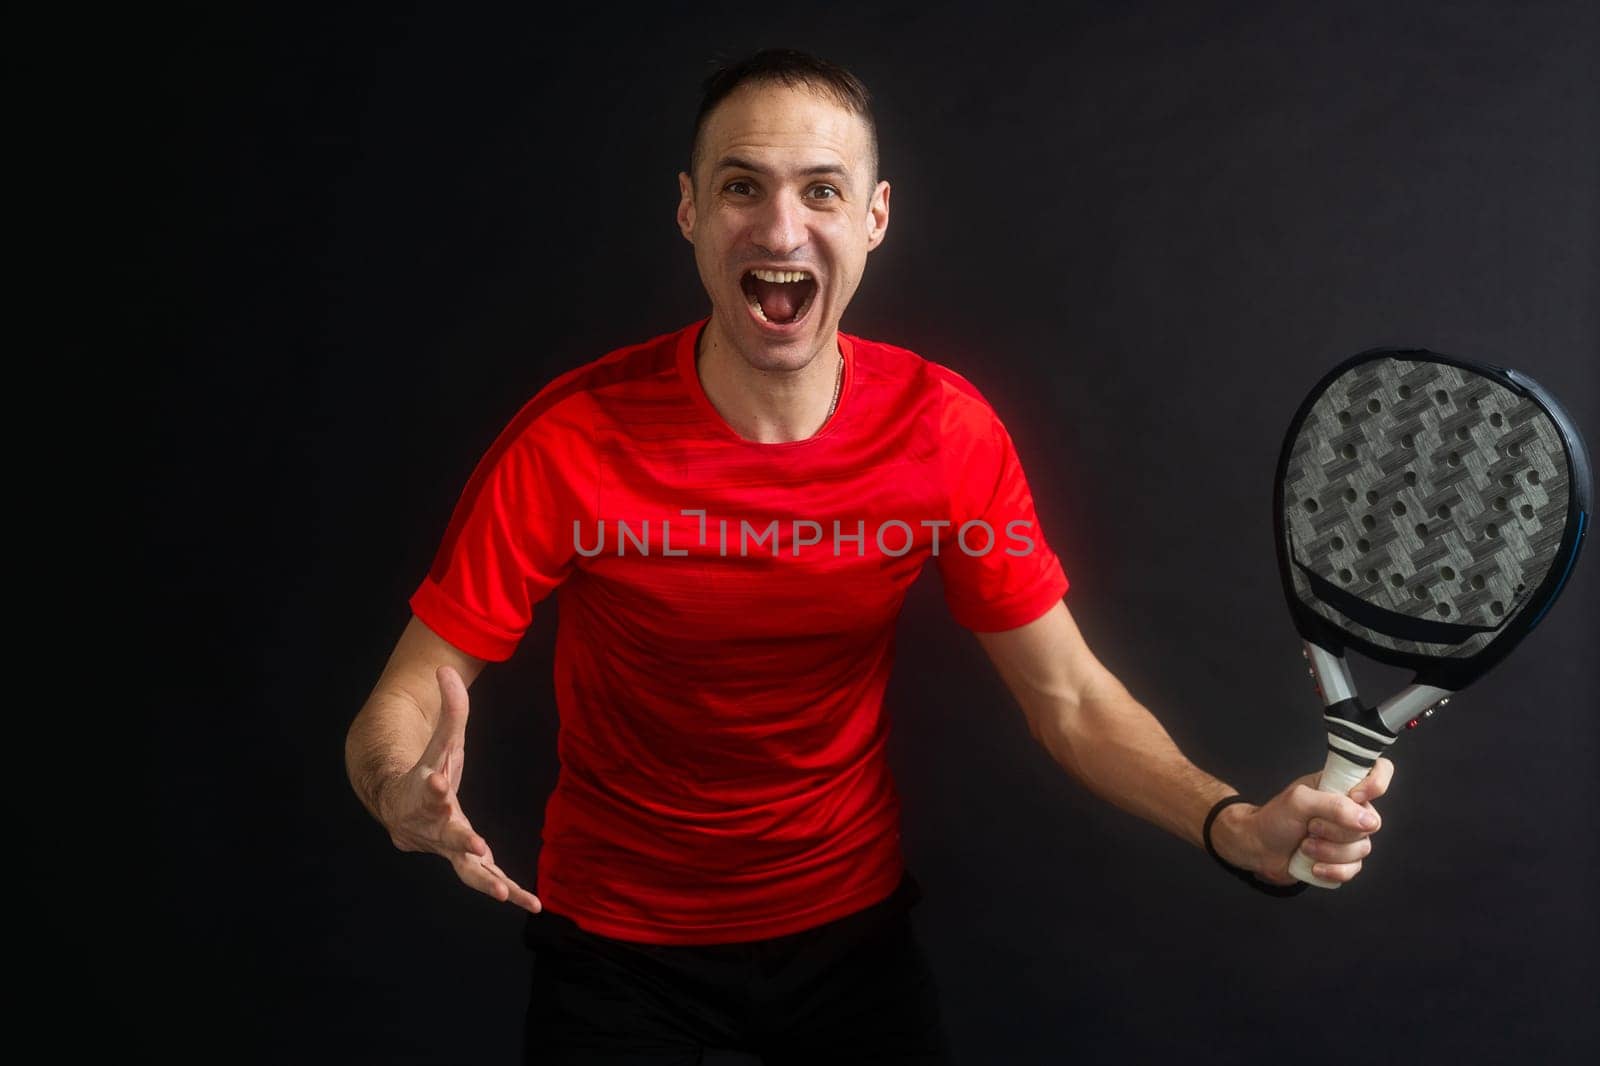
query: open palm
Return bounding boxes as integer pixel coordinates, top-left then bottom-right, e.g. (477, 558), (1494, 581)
(381, 665), (542, 914)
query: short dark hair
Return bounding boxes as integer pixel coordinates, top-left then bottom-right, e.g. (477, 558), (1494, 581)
(688, 48), (879, 189)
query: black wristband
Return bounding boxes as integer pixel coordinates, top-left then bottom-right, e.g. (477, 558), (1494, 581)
(1204, 795), (1308, 898)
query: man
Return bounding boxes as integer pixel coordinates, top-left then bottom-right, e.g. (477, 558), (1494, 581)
(345, 49), (1392, 1064)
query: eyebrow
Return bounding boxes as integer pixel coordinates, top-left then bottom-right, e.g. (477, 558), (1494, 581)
(712, 155), (850, 181)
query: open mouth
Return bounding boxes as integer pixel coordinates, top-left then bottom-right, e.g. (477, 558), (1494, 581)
(739, 268), (818, 328)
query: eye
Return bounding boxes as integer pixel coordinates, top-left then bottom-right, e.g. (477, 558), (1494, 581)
(724, 179), (755, 196)
(809, 185), (840, 200)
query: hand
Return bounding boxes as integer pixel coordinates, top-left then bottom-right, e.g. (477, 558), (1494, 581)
(1233, 757), (1395, 886)
(379, 665), (543, 914)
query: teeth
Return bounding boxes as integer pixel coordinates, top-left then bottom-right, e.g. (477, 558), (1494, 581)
(745, 288), (769, 322)
(749, 269), (812, 283)
(744, 272), (818, 326)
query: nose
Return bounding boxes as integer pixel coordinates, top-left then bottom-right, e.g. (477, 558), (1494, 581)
(750, 189), (807, 258)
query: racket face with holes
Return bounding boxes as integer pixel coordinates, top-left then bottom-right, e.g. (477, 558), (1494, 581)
(1275, 348), (1591, 691)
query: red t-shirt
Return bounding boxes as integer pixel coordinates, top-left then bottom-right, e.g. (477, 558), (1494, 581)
(409, 318), (1069, 944)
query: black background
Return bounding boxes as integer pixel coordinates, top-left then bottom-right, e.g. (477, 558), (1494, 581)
(129, 2), (1597, 1062)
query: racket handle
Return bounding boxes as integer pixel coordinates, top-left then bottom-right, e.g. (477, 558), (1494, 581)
(1287, 748), (1374, 889)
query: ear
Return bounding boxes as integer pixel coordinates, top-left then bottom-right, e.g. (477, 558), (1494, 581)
(865, 180), (891, 252)
(676, 172), (696, 243)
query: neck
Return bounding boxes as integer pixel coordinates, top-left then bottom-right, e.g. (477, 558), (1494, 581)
(696, 316), (843, 443)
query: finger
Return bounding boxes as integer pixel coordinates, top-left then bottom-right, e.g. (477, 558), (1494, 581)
(481, 856), (544, 914)
(422, 752), (452, 807)
(1306, 810), (1381, 842)
(444, 815), (488, 857)
(423, 785), (492, 860)
(418, 665), (471, 770)
(441, 746), (460, 798)
(446, 736), (466, 796)
(1296, 786), (1381, 834)
(1300, 834), (1372, 867)
(452, 851), (517, 903)
(1309, 857), (1364, 884)
(386, 758), (449, 829)
(1349, 756), (1395, 804)
(437, 665), (471, 736)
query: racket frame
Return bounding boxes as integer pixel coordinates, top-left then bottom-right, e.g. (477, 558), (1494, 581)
(1274, 347), (1591, 888)
(1273, 347), (1592, 693)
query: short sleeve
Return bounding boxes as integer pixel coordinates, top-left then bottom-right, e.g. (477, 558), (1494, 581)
(408, 402), (588, 661)
(934, 382), (1069, 632)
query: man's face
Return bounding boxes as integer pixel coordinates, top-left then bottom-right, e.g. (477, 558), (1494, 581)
(677, 83), (890, 373)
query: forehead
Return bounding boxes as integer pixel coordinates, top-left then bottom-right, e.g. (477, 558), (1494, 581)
(699, 82), (871, 177)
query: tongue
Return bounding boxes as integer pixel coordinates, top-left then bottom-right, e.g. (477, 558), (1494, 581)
(751, 278), (808, 324)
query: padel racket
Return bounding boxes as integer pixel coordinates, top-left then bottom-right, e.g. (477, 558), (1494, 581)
(1274, 347), (1591, 888)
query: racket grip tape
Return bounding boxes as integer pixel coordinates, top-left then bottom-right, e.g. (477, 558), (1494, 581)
(1288, 747), (1387, 889)
(1290, 697), (1398, 889)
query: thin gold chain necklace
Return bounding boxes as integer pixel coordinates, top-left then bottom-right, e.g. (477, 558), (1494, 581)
(826, 354), (844, 420)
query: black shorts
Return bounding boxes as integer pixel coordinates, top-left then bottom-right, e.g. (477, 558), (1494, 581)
(521, 869), (955, 1065)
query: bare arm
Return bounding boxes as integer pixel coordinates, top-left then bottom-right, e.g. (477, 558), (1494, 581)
(976, 600), (1391, 886)
(345, 614), (487, 826)
(345, 613), (541, 913)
